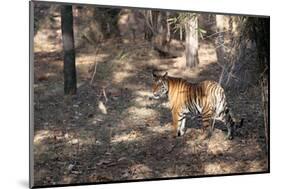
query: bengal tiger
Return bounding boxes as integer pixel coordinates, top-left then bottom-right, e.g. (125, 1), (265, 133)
(152, 71), (243, 140)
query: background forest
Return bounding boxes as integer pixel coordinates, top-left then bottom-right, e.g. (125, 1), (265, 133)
(32, 2), (269, 187)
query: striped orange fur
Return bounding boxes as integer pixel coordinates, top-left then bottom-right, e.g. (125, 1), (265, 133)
(152, 71), (242, 139)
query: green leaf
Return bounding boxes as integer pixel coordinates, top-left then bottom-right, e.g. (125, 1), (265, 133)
(199, 28), (207, 34)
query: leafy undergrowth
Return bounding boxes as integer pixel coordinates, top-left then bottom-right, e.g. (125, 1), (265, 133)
(33, 38), (268, 186)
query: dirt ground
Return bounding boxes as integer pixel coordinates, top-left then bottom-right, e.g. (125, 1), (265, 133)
(32, 11), (268, 187)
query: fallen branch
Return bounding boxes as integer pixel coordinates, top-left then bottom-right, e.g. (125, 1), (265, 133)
(90, 62), (98, 86)
(102, 87), (108, 103)
(90, 46), (100, 86)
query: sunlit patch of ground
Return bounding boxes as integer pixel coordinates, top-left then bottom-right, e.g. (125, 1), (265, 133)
(207, 129), (232, 155)
(34, 130), (52, 144)
(146, 124), (171, 135)
(111, 130), (143, 143)
(76, 53), (110, 65)
(34, 21), (62, 52)
(204, 162), (233, 174)
(130, 164), (153, 179)
(112, 71), (134, 84)
(126, 107), (157, 119)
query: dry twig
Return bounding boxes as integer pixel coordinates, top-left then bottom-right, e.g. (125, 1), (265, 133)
(90, 46), (101, 86)
(102, 87), (108, 102)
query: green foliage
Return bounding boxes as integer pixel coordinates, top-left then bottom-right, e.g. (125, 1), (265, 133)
(197, 28), (207, 39)
(167, 12), (206, 39)
(116, 50), (129, 61)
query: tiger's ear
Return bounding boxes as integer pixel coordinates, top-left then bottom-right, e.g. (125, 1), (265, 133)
(162, 72), (168, 78)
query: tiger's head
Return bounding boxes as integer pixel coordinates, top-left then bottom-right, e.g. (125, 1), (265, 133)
(152, 71), (169, 99)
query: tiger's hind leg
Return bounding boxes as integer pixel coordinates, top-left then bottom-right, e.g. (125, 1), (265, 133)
(219, 108), (235, 140)
(200, 108), (214, 139)
(177, 116), (187, 137)
(225, 121), (234, 140)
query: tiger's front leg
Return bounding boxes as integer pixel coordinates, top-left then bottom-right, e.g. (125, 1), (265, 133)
(172, 110), (187, 137)
(172, 110), (179, 138)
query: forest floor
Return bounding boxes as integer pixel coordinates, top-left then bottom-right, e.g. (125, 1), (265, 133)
(33, 32), (268, 186)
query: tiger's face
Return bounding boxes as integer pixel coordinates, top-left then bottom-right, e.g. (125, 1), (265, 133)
(152, 71), (168, 99)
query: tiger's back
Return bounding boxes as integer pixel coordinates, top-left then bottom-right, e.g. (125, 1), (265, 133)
(167, 78), (224, 114)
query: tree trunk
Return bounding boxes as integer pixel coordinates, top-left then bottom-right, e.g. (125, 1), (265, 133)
(157, 12), (162, 32)
(216, 15), (226, 84)
(216, 15), (225, 64)
(144, 10), (153, 41)
(152, 11), (158, 30)
(180, 26), (183, 41)
(166, 12), (171, 43)
(144, 25), (153, 41)
(61, 5), (77, 95)
(185, 16), (199, 68)
(254, 18), (269, 152)
(261, 74), (268, 152)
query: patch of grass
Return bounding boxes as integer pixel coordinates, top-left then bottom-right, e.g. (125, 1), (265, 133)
(116, 50), (130, 61)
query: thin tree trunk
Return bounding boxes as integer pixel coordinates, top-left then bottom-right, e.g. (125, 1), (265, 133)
(185, 23), (189, 66)
(152, 11), (158, 30)
(61, 5), (77, 95)
(144, 10), (153, 41)
(185, 16), (199, 68)
(166, 12), (171, 43)
(157, 12), (162, 33)
(180, 26), (183, 41)
(216, 15), (227, 85)
(254, 18), (269, 152)
(216, 15), (225, 64)
(149, 10), (153, 29)
(261, 74), (268, 151)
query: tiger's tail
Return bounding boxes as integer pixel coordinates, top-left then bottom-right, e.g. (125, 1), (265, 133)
(211, 108), (244, 139)
(225, 108), (244, 139)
